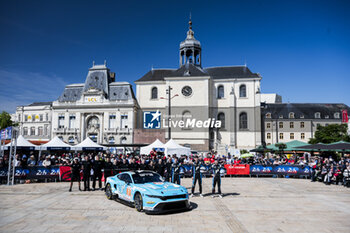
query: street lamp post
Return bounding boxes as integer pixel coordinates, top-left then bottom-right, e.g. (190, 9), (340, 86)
(160, 86), (178, 141)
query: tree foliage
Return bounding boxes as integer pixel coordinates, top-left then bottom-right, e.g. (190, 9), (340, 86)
(0, 111), (14, 130)
(275, 143), (287, 152)
(309, 124), (350, 144)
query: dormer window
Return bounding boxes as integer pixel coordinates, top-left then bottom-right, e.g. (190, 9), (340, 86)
(289, 112), (295, 119)
(325, 115), (329, 119)
(334, 112), (340, 119)
(279, 115), (283, 119)
(315, 112), (321, 119)
(265, 113), (271, 119)
(300, 114), (304, 119)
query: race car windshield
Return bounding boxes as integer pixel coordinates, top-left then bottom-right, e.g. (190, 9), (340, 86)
(132, 173), (163, 184)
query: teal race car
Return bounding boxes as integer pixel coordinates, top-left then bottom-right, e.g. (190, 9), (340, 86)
(105, 170), (190, 214)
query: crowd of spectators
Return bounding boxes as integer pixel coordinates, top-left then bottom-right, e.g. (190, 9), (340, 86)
(0, 150), (349, 187)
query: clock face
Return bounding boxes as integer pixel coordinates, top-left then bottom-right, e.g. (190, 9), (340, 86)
(182, 86), (193, 97)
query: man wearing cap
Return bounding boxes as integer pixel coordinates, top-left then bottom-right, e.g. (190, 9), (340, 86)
(191, 156), (204, 197)
(211, 159), (225, 198)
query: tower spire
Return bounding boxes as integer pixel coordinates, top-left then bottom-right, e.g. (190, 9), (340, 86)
(189, 12), (192, 30)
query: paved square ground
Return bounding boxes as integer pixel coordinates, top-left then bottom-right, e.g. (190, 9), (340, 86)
(0, 177), (349, 233)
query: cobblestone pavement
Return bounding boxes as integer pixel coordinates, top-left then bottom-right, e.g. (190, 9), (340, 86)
(0, 177), (349, 233)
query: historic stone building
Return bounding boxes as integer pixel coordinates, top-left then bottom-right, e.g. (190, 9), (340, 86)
(16, 63), (138, 145)
(134, 19), (262, 152)
(261, 103), (350, 145)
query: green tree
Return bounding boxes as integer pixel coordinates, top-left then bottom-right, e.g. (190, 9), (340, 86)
(275, 143), (287, 155)
(0, 111), (14, 130)
(309, 124), (350, 144)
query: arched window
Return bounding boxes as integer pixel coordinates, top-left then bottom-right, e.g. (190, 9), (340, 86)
(217, 85), (224, 99)
(239, 112), (248, 129)
(109, 136), (115, 144)
(151, 87), (158, 99)
(217, 112), (225, 128)
(68, 136), (75, 144)
(120, 136), (127, 144)
(334, 112), (340, 119)
(289, 112), (295, 119)
(315, 112), (321, 119)
(239, 85), (246, 98)
(182, 110), (191, 121)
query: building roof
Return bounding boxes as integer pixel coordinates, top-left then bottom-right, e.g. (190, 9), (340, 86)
(27, 102), (52, 106)
(262, 103), (350, 119)
(135, 64), (259, 82)
(57, 64), (137, 103)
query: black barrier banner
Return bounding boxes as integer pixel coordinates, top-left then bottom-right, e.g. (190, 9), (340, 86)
(0, 166), (60, 179)
(250, 165), (311, 176)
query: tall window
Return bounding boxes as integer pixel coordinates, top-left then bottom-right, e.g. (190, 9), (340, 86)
(217, 85), (224, 99)
(58, 115), (65, 128)
(44, 125), (48, 135)
(267, 133), (271, 139)
(109, 115), (116, 129)
(217, 113), (225, 128)
(279, 133), (284, 140)
(30, 127), (35, 136)
(301, 133), (305, 139)
(290, 122), (294, 128)
(121, 115), (128, 129)
(290, 133), (294, 139)
(266, 123), (271, 129)
(32, 114), (36, 122)
(239, 112), (248, 129)
(39, 114), (43, 121)
(279, 122), (283, 128)
(300, 122), (305, 128)
(24, 115), (28, 122)
(239, 85), (246, 97)
(69, 115), (76, 129)
(151, 87), (158, 99)
(38, 127), (43, 136)
(23, 127), (28, 135)
(46, 113), (49, 121)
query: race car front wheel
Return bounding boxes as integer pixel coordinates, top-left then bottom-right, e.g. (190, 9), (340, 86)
(105, 184), (113, 200)
(134, 193), (143, 212)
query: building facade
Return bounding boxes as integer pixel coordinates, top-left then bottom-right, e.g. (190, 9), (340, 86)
(261, 103), (350, 145)
(135, 19), (262, 152)
(16, 63), (139, 145)
(15, 102), (52, 143)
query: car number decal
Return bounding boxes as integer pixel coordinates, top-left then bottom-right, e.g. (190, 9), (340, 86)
(126, 187), (131, 196)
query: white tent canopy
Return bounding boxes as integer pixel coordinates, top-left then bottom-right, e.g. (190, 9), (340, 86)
(72, 137), (107, 151)
(164, 139), (191, 156)
(39, 136), (72, 151)
(140, 139), (165, 155)
(3, 135), (38, 150)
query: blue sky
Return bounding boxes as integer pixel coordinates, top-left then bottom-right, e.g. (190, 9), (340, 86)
(0, 0), (349, 113)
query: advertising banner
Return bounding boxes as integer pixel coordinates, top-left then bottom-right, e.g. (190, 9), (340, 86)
(250, 165), (311, 176)
(0, 166), (60, 179)
(225, 164), (250, 175)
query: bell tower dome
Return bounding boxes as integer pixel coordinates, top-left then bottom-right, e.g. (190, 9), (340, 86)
(179, 16), (202, 67)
